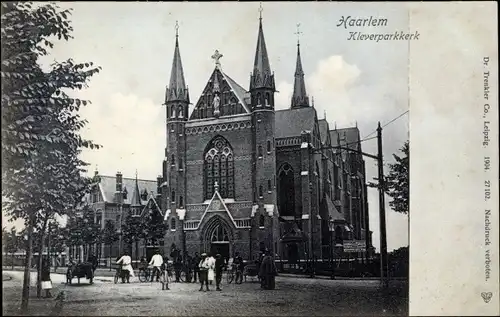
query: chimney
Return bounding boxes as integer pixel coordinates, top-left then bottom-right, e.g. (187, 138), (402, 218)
(157, 175), (163, 195)
(116, 172), (123, 192)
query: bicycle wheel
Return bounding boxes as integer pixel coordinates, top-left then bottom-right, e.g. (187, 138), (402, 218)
(114, 273), (119, 284)
(179, 270), (187, 282)
(226, 271), (234, 284)
(138, 270), (148, 283)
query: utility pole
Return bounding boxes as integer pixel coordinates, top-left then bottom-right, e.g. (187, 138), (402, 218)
(377, 122), (389, 289)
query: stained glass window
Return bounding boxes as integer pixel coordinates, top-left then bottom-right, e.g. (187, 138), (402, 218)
(204, 136), (235, 200)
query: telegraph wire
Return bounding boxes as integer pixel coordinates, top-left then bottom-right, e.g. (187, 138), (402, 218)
(363, 110), (409, 139)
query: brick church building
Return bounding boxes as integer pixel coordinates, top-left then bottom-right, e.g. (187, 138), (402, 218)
(83, 14), (372, 264)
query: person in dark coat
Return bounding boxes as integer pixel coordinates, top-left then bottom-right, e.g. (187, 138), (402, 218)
(233, 252), (244, 284)
(259, 249), (277, 290)
(215, 253), (225, 291)
(184, 252), (193, 283)
(173, 254), (183, 282)
(192, 252), (201, 283)
(41, 257), (53, 298)
(87, 253), (98, 272)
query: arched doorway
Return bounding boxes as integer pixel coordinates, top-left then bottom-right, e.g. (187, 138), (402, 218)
(203, 216), (232, 261)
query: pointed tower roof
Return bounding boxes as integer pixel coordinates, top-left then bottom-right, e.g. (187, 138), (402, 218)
(250, 6), (275, 91)
(166, 21), (189, 103)
(291, 41), (309, 108)
(130, 171), (142, 207)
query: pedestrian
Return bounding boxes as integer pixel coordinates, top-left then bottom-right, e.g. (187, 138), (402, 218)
(198, 253), (210, 291)
(233, 252), (244, 284)
(192, 252), (201, 283)
(149, 250), (164, 282)
(207, 253), (215, 285)
(41, 257), (53, 298)
(184, 252), (193, 283)
(116, 250), (134, 283)
(174, 254), (183, 282)
(215, 253), (224, 291)
(259, 249), (277, 290)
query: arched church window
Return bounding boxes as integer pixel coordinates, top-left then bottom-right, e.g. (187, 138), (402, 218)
(259, 185), (263, 198)
(171, 155), (175, 166)
(278, 163), (295, 217)
(259, 214), (265, 227)
(258, 146), (263, 158)
(171, 190), (175, 202)
(211, 224), (229, 243)
(256, 93), (261, 106)
(267, 179), (272, 192)
(265, 93), (270, 106)
(171, 218), (176, 230)
(203, 136), (235, 200)
(178, 105), (183, 118)
(267, 140), (271, 153)
(179, 196), (184, 208)
(171, 106), (175, 118)
(179, 158), (183, 170)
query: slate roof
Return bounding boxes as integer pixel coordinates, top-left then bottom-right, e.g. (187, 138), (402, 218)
(336, 127), (361, 150)
(321, 195), (345, 222)
(97, 175), (157, 205)
(221, 71), (250, 112)
(275, 107), (316, 139)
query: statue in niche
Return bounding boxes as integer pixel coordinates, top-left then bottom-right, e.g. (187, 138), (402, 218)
(213, 93), (221, 118)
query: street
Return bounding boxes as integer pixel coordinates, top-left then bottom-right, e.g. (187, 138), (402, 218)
(2, 270), (408, 316)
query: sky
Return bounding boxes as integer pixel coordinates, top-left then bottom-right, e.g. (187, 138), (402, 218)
(4, 2), (409, 252)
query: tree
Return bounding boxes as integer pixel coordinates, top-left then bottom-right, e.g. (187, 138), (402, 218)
(369, 141), (409, 215)
(121, 213), (145, 264)
(101, 220), (119, 269)
(142, 203), (167, 252)
(385, 141), (409, 214)
(3, 226), (19, 269)
(1, 2), (101, 309)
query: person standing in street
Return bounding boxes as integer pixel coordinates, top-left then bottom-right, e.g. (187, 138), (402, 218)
(233, 252), (244, 284)
(184, 252), (193, 283)
(149, 250), (164, 282)
(174, 254), (183, 282)
(207, 253), (215, 285)
(116, 250), (134, 282)
(192, 252), (201, 283)
(198, 253), (209, 291)
(215, 253), (225, 291)
(41, 257), (53, 298)
(259, 249), (278, 290)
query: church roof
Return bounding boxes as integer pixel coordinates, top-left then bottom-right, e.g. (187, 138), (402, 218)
(221, 71), (250, 111)
(332, 127), (361, 150)
(97, 175), (156, 205)
(275, 107), (316, 139)
(130, 176), (142, 207)
(318, 119), (330, 145)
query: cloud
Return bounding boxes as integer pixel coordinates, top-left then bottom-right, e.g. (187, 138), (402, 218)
(79, 92), (164, 179)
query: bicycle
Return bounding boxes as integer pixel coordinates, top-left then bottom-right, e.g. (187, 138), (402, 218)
(139, 266), (163, 283)
(225, 266), (235, 284)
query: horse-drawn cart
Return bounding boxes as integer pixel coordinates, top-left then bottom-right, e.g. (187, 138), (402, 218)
(66, 262), (94, 285)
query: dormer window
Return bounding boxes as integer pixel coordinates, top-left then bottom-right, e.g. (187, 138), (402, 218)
(140, 189), (148, 201)
(122, 187), (128, 200)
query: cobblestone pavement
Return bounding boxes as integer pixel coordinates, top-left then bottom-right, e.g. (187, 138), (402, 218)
(2, 271), (408, 316)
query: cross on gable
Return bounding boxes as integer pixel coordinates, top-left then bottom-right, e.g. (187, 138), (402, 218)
(211, 50), (223, 67)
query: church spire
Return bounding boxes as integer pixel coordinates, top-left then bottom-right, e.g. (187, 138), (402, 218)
(166, 21), (189, 103)
(130, 170), (142, 207)
(291, 24), (309, 108)
(250, 3), (275, 91)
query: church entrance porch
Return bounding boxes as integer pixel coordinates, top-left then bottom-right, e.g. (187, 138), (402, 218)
(202, 215), (233, 263)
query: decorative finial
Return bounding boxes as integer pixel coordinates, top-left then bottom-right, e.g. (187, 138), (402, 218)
(258, 2), (263, 20)
(355, 120), (358, 128)
(214, 181), (219, 193)
(175, 20), (179, 37)
(211, 49), (223, 67)
(294, 23), (302, 45)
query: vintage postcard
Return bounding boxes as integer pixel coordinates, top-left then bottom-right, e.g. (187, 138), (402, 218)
(1, 1), (498, 316)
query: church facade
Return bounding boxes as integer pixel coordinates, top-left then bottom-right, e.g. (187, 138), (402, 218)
(81, 15), (372, 264)
(157, 15), (373, 262)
